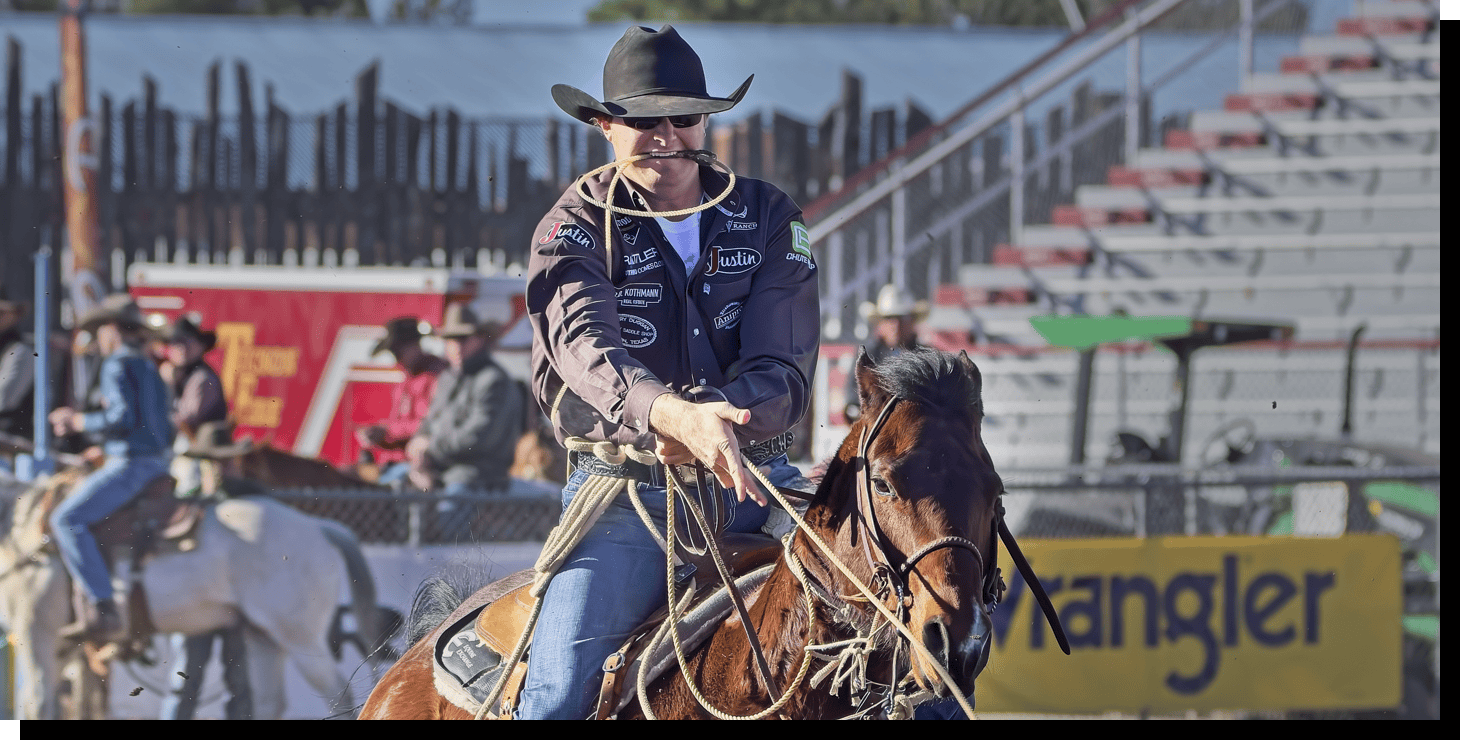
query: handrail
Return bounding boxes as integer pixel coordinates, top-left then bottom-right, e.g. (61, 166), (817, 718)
(800, 0), (1151, 223)
(805, 0), (1194, 244)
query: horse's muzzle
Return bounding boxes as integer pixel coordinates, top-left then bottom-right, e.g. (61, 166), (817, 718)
(918, 608), (992, 699)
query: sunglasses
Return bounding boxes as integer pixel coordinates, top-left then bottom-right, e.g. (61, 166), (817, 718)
(621, 114), (704, 130)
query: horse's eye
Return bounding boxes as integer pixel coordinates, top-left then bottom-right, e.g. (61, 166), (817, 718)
(871, 476), (895, 498)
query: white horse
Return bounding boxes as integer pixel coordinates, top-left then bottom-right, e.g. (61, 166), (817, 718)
(0, 471), (385, 719)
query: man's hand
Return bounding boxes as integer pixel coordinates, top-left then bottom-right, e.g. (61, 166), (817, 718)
(405, 435), (430, 466)
(407, 468), (436, 491)
(355, 425), (387, 449)
(648, 394), (766, 506)
(49, 407), (83, 436)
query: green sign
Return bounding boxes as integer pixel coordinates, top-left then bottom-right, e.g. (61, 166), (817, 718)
(1029, 314), (1193, 350)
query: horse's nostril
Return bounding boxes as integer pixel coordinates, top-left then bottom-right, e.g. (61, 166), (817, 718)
(922, 616), (951, 671)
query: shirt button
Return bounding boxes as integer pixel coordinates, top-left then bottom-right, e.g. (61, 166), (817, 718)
(700, 378), (707, 385)
(693, 328), (700, 336)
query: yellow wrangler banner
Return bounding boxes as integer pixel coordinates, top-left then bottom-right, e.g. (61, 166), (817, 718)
(978, 535), (1402, 713)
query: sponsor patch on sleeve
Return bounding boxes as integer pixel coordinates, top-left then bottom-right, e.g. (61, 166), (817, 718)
(790, 221), (812, 256)
(539, 221), (598, 252)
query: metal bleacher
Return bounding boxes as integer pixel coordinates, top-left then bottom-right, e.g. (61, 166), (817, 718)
(926, 0), (1441, 465)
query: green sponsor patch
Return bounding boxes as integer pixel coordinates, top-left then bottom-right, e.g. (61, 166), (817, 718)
(790, 221), (812, 256)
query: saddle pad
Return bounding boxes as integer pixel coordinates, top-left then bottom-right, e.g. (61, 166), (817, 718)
(433, 603), (517, 717)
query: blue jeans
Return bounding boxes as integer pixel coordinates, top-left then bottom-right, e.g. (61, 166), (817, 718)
(517, 455), (803, 720)
(159, 626), (252, 720)
(376, 461), (411, 485)
(49, 454), (170, 602)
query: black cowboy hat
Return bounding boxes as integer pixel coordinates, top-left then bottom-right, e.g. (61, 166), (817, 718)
(165, 313), (218, 352)
(76, 293), (147, 333)
(552, 25), (753, 125)
(182, 420), (255, 460)
(372, 316), (430, 357)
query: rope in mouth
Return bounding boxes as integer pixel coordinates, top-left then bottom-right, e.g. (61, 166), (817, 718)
(571, 149), (737, 271)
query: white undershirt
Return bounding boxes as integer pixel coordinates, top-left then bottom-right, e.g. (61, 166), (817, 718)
(655, 211), (702, 275)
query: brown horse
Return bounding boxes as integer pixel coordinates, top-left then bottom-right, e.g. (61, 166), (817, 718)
(235, 444), (382, 489)
(360, 348), (1048, 719)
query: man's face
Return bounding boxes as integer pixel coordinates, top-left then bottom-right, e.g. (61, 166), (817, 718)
(444, 334), (487, 370)
(389, 341), (423, 371)
(165, 336), (204, 366)
(876, 316), (916, 347)
(597, 114), (707, 188)
(95, 324), (123, 355)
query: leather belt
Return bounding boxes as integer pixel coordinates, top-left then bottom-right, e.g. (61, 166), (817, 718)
(569, 432), (793, 487)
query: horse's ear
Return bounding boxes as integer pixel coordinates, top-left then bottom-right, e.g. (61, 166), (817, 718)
(957, 349), (981, 385)
(854, 346), (887, 416)
(958, 349), (983, 410)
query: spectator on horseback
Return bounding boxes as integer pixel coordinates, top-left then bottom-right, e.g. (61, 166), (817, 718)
(357, 316), (447, 487)
(47, 294), (175, 641)
(0, 295), (37, 456)
(522, 25), (818, 718)
(162, 314), (228, 494)
(160, 420), (257, 721)
(843, 284), (927, 422)
(407, 303), (524, 536)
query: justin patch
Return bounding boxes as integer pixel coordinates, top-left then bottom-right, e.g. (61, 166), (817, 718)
(539, 221), (597, 251)
(620, 314), (658, 348)
(703, 246), (761, 277)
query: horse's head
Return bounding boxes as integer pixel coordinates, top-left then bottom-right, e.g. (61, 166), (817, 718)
(817, 347), (1000, 700)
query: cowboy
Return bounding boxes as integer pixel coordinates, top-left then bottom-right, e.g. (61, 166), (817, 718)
(0, 294), (36, 450)
(356, 317), (448, 486)
(162, 314), (229, 494)
(407, 303), (524, 538)
(523, 25), (818, 718)
(159, 420), (256, 721)
(47, 294), (175, 640)
(844, 284), (928, 421)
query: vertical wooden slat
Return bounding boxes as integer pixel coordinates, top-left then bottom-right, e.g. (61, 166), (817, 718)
(403, 110), (423, 264)
(770, 111), (808, 207)
(204, 61), (219, 258)
(355, 62), (377, 264)
(332, 101), (347, 257)
(2, 40), (25, 305)
(444, 108), (460, 257)
(95, 94), (113, 259)
(236, 62), (257, 261)
(120, 100), (138, 261)
(161, 108), (177, 261)
(265, 84), (287, 260)
(383, 101), (400, 264)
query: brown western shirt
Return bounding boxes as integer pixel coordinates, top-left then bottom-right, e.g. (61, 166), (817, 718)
(527, 164), (820, 452)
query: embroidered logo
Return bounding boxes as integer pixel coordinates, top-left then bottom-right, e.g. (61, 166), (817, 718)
(790, 221), (812, 257)
(616, 283), (663, 307)
(727, 221), (758, 231)
(714, 301), (744, 330)
(714, 201), (749, 219)
(539, 221), (597, 251)
(620, 315), (658, 348)
(623, 246), (662, 276)
(703, 246), (760, 277)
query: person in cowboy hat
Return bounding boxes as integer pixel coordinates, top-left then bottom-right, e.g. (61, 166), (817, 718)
(844, 284), (929, 421)
(0, 293), (36, 446)
(47, 293), (175, 640)
(157, 419), (256, 721)
(162, 313), (229, 495)
(406, 303), (523, 536)
(525, 25), (819, 718)
(356, 317), (448, 486)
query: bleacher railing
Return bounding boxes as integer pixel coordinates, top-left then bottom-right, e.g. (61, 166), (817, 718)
(803, 0), (1316, 340)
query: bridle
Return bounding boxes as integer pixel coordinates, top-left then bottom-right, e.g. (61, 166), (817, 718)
(844, 393), (1071, 670)
(851, 397), (1002, 612)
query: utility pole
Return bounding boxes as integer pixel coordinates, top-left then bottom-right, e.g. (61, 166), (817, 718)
(59, 0), (105, 320)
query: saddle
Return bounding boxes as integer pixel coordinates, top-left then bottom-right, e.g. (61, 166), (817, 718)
(41, 473), (208, 651)
(432, 532), (784, 719)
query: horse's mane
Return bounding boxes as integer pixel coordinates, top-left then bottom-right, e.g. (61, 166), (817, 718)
(868, 348), (981, 417)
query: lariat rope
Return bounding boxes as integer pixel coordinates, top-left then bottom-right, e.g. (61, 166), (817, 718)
(569, 149), (737, 274)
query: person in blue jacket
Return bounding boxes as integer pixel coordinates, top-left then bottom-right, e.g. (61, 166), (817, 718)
(48, 294), (175, 641)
